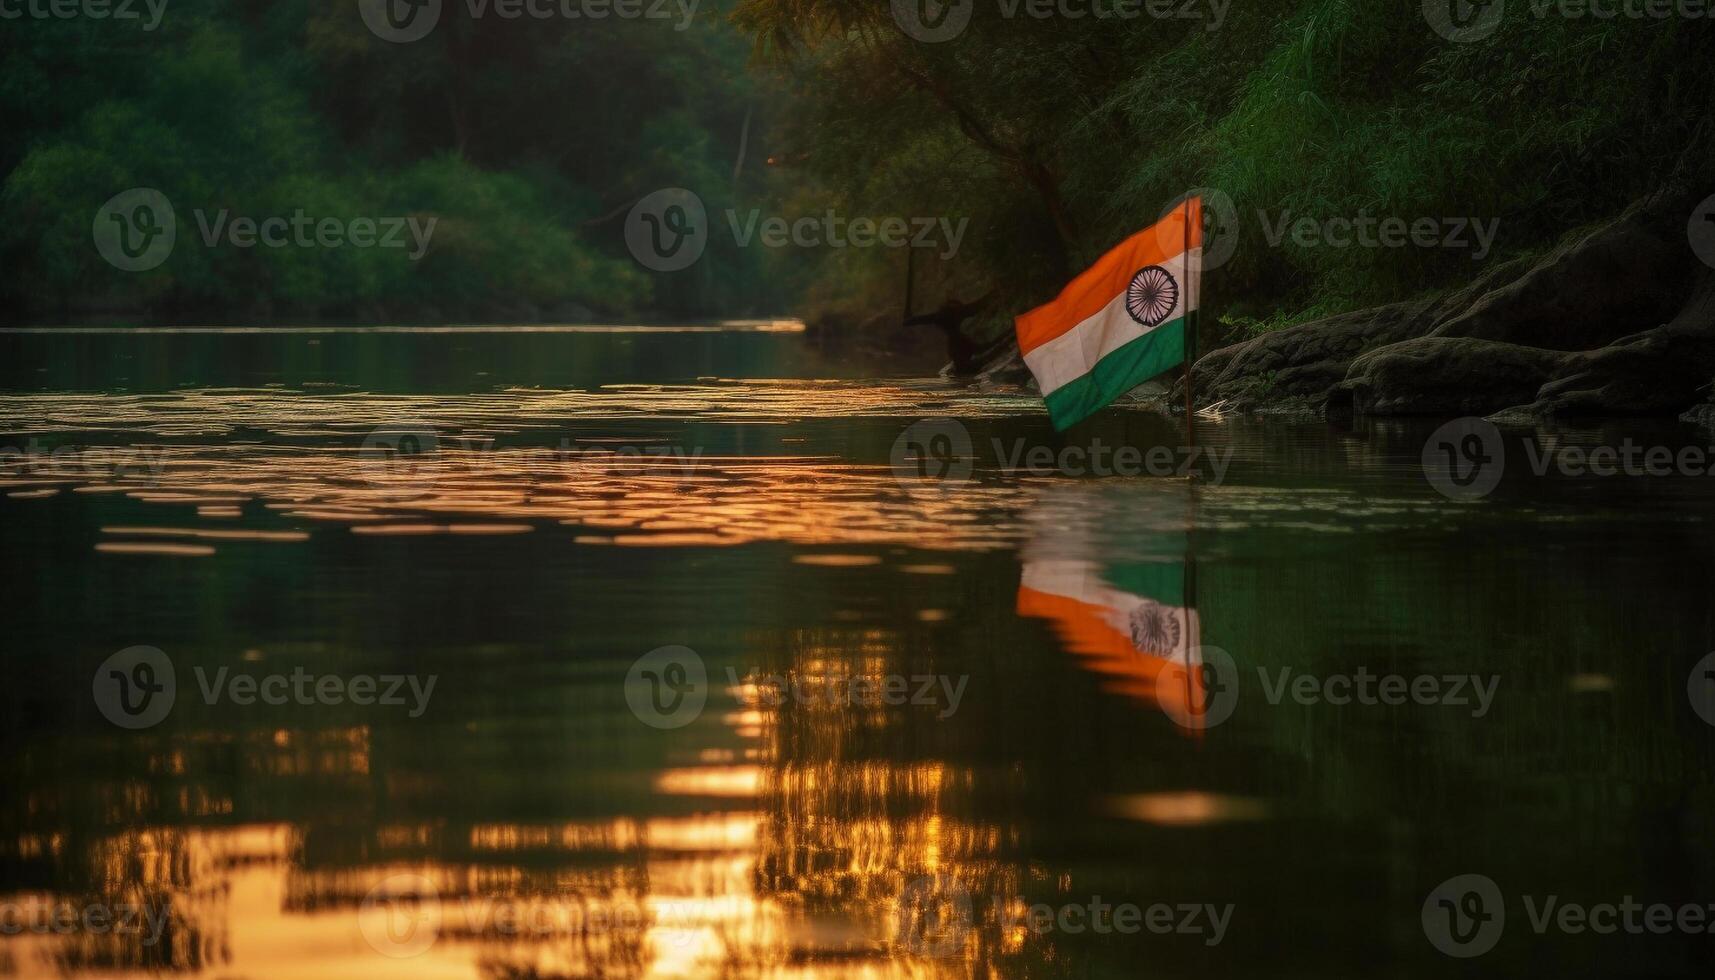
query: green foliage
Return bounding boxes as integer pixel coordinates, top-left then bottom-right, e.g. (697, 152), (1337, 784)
(735, 0), (1715, 339)
(0, 0), (781, 321)
(2, 0), (1710, 329)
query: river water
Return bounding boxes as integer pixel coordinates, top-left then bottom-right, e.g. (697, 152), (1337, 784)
(0, 325), (1712, 978)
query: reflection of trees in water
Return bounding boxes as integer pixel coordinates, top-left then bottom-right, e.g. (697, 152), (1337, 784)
(744, 625), (1033, 975)
(288, 860), (653, 979)
(13, 827), (234, 974)
(0, 719), (666, 978)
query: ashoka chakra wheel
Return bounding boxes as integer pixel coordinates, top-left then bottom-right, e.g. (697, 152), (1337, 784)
(1125, 265), (1179, 328)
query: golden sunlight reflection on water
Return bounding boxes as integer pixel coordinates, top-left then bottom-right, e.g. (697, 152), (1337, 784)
(3, 444), (1034, 552)
(0, 632), (1026, 978)
(1, 377), (1574, 980)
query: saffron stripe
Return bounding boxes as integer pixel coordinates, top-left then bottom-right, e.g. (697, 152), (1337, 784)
(1015, 198), (1202, 355)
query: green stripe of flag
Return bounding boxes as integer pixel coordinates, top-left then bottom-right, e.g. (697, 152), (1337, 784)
(1043, 316), (1185, 431)
(1103, 561), (1187, 607)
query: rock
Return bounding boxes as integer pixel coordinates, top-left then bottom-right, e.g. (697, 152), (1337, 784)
(972, 340), (1032, 386)
(1329, 337), (1570, 416)
(1186, 254), (1536, 411)
(1682, 402), (1715, 429)
(1673, 403), (1715, 429)
(1530, 331), (1715, 416)
(1192, 301), (1431, 410)
(1177, 182), (1712, 418)
(1523, 272), (1715, 416)
(1429, 196), (1701, 352)
(1486, 405), (1543, 427)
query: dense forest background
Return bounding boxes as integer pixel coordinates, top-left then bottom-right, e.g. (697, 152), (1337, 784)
(2, 0), (1711, 341)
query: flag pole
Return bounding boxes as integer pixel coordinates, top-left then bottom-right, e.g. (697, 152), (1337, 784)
(1180, 198), (1202, 730)
(1181, 199), (1196, 453)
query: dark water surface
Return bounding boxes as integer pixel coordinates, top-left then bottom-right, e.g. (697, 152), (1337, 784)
(1, 326), (1713, 979)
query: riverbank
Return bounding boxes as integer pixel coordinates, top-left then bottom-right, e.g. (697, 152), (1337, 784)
(1184, 162), (1715, 422)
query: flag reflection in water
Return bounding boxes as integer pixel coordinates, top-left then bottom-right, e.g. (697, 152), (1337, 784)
(1016, 482), (1212, 730)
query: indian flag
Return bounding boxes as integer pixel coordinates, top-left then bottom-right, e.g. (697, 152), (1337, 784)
(1016, 197), (1202, 430)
